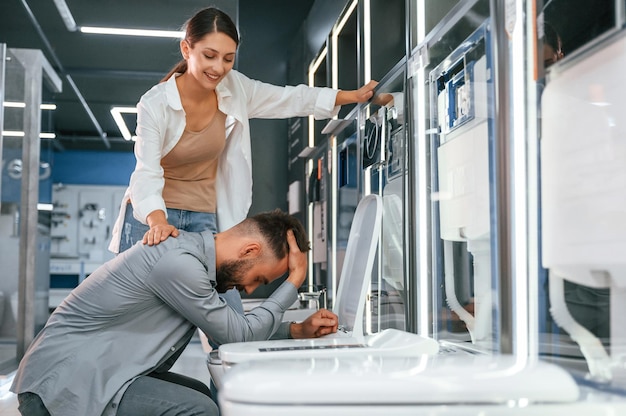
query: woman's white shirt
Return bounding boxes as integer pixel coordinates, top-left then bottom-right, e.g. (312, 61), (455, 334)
(109, 70), (339, 252)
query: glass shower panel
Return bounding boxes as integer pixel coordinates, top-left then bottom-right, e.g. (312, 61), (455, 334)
(326, 1), (360, 304)
(0, 47), (60, 370)
(538, 0), (626, 388)
(361, 63), (407, 333)
(334, 1), (359, 119)
(409, 0), (462, 50)
(420, 1), (496, 352)
(368, 0), (406, 82)
(334, 120), (359, 306)
(0, 45), (24, 368)
(305, 46), (330, 304)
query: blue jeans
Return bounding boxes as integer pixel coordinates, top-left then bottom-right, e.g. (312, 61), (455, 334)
(119, 205), (218, 252)
(117, 372), (218, 416)
(17, 392), (50, 416)
(16, 373), (218, 416)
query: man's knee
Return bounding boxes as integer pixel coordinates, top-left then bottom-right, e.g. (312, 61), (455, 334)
(186, 392), (219, 416)
(119, 376), (218, 415)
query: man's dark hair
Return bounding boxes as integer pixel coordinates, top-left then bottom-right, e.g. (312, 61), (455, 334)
(248, 209), (310, 259)
(544, 21), (563, 56)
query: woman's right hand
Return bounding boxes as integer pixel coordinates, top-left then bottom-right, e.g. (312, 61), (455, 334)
(143, 210), (180, 246)
(335, 80), (379, 106)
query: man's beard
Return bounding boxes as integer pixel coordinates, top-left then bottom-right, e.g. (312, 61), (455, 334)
(215, 258), (254, 293)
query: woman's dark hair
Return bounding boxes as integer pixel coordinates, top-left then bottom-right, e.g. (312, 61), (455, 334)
(161, 7), (239, 82)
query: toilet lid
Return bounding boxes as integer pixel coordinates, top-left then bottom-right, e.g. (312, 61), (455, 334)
(333, 194), (383, 335)
(219, 354), (580, 406)
(215, 194), (384, 365)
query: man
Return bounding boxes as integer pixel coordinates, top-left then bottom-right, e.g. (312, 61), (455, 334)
(11, 210), (338, 416)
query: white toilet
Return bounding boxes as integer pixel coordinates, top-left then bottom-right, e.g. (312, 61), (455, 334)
(208, 194), (439, 390)
(218, 353), (626, 415)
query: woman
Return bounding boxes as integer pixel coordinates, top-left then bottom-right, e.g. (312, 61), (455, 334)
(109, 6), (377, 254)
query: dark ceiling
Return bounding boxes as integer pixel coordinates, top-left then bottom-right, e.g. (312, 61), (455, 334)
(0, 0), (315, 152)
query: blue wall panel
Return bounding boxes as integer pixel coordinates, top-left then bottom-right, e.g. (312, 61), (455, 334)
(1, 146), (53, 203)
(52, 150), (135, 186)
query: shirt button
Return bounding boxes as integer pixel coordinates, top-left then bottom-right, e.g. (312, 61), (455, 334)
(170, 347), (176, 351)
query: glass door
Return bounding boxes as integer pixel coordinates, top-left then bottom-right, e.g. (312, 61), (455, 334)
(0, 46), (61, 371)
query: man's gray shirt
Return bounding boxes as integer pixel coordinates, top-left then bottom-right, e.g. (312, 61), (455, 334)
(11, 230), (296, 415)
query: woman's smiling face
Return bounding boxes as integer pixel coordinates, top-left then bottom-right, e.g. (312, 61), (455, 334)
(182, 31), (237, 89)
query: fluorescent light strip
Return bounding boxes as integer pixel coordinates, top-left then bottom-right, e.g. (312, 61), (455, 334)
(308, 46), (328, 77)
(331, 0), (358, 90)
(416, 67), (430, 337)
(364, 0), (372, 83)
(307, 160), (314, 289)
(38, 203), (54, 211)
(307, 46), (328, 148)
(417, 0), (426, 41)
(53, 0), (180, 39)
(80, 26), (184, 39)
(110, 106), (138, 141)
(330, 135), (338, 305)
(53, 0), (77, 32)
(331, 35), (338, 90)
(334, 0), (358, 34)
(4, 102), (56, 110)
(415, 0), (429, 338)
(511, 0), (530, 358)
(2, 131), (55, 139)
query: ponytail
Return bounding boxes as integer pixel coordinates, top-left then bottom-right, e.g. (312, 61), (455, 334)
(161, 60), (188, 83)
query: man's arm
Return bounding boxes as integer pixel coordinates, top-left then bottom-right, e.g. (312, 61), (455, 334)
(283, 230), (339, 339)
(148, 247), (294, 345)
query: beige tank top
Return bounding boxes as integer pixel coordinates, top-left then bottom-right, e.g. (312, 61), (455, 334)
(161, 111), (226, 213)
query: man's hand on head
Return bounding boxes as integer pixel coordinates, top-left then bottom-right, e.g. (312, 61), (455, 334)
(290, 309), (339, 339)
(285, 229), (307, 289)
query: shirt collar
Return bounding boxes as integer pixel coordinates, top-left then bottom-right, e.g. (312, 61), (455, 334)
(215, 74), (232, 100)
(164, 73), (184, 111)
(165, 72), (234, 112)
(200, 230), (217, 283)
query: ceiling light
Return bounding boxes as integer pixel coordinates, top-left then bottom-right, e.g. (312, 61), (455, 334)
(52, 0), (78, 32)
(4, 102), (57, 110)
(2, 131), (56, 139)
(80, 26), (184, 39)
(110, 107), (138, 141)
